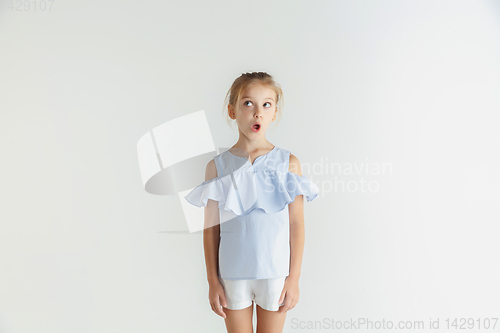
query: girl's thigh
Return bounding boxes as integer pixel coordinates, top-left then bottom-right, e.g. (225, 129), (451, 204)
(223, 302), (254, 333)
(256, 303), (287, 333)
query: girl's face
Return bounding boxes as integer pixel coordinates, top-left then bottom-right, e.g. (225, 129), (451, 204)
(229, 83), (277, 138)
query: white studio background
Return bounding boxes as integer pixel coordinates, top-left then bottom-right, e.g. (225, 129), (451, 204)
(1, 0), (499, 332)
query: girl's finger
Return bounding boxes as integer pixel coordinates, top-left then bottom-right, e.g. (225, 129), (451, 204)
(219, 293), (228, 308)
(278, 290), (286, 304)
(215, 300), (226, 318)
(218, 307), (226, 318)
(281, 299), (292, 313)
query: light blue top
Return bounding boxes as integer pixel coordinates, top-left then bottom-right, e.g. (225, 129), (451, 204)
(184, 146), (319, 280)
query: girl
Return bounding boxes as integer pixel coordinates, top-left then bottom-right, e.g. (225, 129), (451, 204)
(185, 72), (319, 333)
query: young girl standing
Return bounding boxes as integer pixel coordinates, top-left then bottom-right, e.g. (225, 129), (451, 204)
(185, 72), (319, 333)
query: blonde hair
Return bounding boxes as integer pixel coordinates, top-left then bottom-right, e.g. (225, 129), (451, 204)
(222, 72), (284, 130)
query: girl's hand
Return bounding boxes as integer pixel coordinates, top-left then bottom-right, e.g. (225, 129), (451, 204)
(208, 280), (228, 318)
(278, 277), (299, 313)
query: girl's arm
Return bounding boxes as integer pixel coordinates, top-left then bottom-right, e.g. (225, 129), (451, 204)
(203, 159), (221, 285)
(288, 153), (305, 282)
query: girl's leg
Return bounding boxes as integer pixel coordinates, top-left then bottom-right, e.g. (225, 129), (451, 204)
(255, 304), (287, 333)
(223, 302), (254, 333)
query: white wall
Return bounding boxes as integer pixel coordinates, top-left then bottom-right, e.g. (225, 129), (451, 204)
(1, 0), (499, 332)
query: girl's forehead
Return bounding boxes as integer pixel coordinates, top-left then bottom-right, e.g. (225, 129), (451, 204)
(241, 84), (276, 99)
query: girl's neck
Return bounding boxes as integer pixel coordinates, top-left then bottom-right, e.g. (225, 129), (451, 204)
(231, 139), (274, 153)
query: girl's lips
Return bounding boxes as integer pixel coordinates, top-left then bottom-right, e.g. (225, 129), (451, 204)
(251, 124), (261, 132)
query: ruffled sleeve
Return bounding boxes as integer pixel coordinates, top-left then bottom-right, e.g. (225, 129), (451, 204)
(184, 169), (319, 216)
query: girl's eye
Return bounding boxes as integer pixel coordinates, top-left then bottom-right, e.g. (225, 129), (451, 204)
(244, 101), (272, 107)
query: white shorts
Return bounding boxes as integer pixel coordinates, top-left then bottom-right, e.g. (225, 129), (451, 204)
(218, 276), (287, 312)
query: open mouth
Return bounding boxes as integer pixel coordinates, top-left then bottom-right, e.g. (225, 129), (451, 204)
(252, 123), (261, 132)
